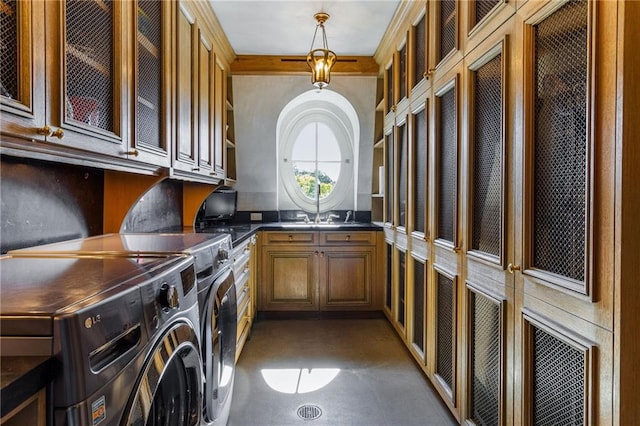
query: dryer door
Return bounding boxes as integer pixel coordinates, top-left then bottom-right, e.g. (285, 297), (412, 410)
(123, 321), (203, 425)
(202, 268), (237, 424)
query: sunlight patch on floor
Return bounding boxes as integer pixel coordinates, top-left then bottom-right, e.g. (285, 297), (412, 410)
(260, 368), (341, 394)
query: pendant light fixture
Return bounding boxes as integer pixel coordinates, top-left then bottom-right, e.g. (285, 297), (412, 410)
(306, 12), (337, 89)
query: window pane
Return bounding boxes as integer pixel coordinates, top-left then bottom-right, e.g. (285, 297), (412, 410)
(292, 123), (316, 161)
(293, 161), (318, 199)
(317, 123), (340, 162)
(318, 162), (340, 184)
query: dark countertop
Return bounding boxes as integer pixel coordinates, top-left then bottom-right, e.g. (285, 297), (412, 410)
(197, 222), (383, 246)
(1, 356), (57, 417)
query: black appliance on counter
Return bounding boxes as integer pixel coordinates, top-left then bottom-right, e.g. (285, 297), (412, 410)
(0, 254), (203, 425)
(201, 186), (237, 224)
(9, 232), (238, 426)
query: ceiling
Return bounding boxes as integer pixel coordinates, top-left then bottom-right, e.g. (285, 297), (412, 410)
(208, 1), (402, 57)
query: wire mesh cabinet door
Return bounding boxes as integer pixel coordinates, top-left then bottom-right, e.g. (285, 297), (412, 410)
(0, 0), (47, 142)
(515, 0), (618, 424)
(44, 0), (128, 156)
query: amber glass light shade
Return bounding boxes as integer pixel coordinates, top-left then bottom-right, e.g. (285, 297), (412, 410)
(306, 13), (337, 89)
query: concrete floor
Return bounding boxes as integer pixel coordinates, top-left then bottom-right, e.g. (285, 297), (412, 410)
(228, 318), (457, 426)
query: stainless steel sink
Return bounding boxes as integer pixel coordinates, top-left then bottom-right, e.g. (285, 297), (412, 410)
(279, 222), (342, 228)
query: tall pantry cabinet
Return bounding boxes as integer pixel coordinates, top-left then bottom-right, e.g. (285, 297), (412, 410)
(376, 0), (637, 424)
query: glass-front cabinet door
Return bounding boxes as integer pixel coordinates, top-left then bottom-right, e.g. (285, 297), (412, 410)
(131, 0), (172, 166)
(0, 0), (47, 140)
(45, 0), (128, 156)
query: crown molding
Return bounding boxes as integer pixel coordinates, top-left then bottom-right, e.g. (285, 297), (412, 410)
(374, 1), (427, 74)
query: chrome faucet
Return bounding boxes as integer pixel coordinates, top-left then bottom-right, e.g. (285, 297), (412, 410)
(327, 214), (340, 224)
(345, 210), (352, 223)
(297, 213), (310, 224)
(315, 182), (321, 224)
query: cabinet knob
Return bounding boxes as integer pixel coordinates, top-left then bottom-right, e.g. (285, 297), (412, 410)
(51, 128), (64, 139)
(453, 246), (461, 254)
(507, 263), (521, 274)
(37, 125), (64, 139)
(345, 235), (350, 241)
(288, 235), (293, 242)
(423, 68), (436, 79)
(37, 125), (52, 136)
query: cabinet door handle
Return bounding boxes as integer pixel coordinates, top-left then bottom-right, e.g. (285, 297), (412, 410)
(37, 125), (52, 136)
(51, 128), (64, 139)
(507, 263), (521, 274)
(345, 235), (350, 241)
(192, 167), (200, 172)
(315, 251), (319, 256)
(288, 235), (293, 242)
(37, 125), (64, 139)
(320, 251), (325, 258)
(123, 149), (139, 157)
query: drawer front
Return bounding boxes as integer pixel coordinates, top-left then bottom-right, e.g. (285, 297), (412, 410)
(264, 231), (317, 244)
(232, 239), (252, 260)
(320, 231), (377, 246)
(237, 285), (251, 320)
(233, 252), (250, 277)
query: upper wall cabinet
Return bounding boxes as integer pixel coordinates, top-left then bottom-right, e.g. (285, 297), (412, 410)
(1, 0), (234, 182)
(1, 1), (132, 159)
(131, 0), (173, 167)
(172, 1), (226, 183)
(0, 0), (152, 173)
(0, 0), (46, 139)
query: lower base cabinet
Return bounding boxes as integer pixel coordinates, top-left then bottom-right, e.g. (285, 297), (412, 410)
(232, 235), (257, 361)
(0, 388), (46, 426)
(260, 231), (382, 312)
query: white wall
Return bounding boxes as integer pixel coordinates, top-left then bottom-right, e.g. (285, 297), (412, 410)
(232, 75), (376, 212)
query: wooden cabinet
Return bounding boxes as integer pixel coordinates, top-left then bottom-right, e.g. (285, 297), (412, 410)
(0, 388), (46, 426)
(260, 231), (382, 312)
(232, 235), (256, 361)
(225, 75), (237, 183)
(131, 0), (172, 167)
(1, 0), (234, 182)
(171, 1), (227, 183)
(1, 0), (132, 160)
(0, 0), (46, 141)
(371, 78), (384, 222)
(376, 0), (626, 423)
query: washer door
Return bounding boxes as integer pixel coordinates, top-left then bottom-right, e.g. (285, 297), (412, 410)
(123, 322), (202, 426)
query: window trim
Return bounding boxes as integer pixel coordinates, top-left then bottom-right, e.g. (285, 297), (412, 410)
(280, 111), (352, 212)
(277, 89), (360, 213)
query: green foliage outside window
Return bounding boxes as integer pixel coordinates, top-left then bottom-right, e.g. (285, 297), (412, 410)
(294, 167), (335, 199)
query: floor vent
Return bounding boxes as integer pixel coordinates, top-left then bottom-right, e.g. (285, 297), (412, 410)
(297, 404), (322, 421)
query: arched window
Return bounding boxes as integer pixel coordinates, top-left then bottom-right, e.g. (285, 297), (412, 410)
(277, 90), (359, 212)
(290, 121), (341, 200)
